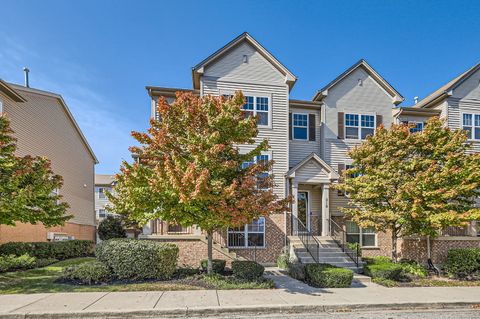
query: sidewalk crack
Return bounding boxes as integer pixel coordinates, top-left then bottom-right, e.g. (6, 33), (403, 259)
(215, 290), (220, 306)
(8, 294), (51, 313)
(82, 292), (111, 310)
(153, 291), (164, 309)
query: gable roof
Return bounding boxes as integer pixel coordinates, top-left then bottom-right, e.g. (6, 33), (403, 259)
(8, 83), (98, 164)
(312, 59), (404, 105)
(95, 174), (116, 186)
(285, 153), (340, 180)
(192, 32), (297, 91)
(414, 63), (480, 109)
(0, 79), (27, 102)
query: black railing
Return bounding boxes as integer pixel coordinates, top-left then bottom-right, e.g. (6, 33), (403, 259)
(213, 230), (257, 262)
(292, 215), (321, 263)
(330, 219), (360, 267)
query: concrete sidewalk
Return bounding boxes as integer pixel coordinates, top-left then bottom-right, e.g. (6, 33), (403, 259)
(1, 284), (480, 318)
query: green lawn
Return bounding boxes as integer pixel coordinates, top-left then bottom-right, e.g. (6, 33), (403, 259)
(0, 258), (274, 294)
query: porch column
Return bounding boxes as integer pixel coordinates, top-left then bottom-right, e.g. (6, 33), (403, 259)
(142, 220), (153, 235)
(292, 181), (298, 234)
(321, 184), (330, 236)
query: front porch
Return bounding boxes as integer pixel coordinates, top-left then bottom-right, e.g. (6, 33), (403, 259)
(286, 153), (340, 237)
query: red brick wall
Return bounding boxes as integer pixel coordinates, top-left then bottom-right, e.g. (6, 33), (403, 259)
(0, 222), (96, 244)
(400, 237), (480, 264)
(143, 237), (236, 268)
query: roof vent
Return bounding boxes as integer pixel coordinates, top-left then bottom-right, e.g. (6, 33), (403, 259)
(414, 96), (419, 104)
(23, 67), (30, 88)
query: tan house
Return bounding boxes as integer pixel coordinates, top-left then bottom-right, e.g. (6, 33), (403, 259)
(0, 79), (98, 243)
(142, 33), (480, 268)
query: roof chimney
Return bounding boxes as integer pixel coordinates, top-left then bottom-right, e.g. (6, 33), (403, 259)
(23, 67), (30, 88)
(414, 96), (419, 104)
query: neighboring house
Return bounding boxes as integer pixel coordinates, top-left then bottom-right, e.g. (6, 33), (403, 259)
(95, 174), (116, 221)
(0, 80), (98, 243)
(141, 32), (480, 267)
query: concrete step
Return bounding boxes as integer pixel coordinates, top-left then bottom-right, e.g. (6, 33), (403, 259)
(353, 273), (371, 283)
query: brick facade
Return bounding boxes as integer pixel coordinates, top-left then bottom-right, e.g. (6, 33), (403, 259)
(0, 222), (96, 244)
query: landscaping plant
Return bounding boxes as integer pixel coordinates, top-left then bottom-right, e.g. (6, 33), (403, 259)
(335, 118), (480, 262)
(304, 263), (354, 288)
(231, 260), (265, 280)
(0, 115), (70, 227)
(62, 261), (111, 285)
(97, 216), (127, 240)
(200, 259), (226, 273)
(444, 248), (480, 279)
(0, 240), (94, 260)
(0, 254), (36, 273)
(96, 239), (178, 280)
(108, 92), (290, 274)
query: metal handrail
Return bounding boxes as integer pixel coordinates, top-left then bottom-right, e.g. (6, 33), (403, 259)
(329, 218), (360, 266)
(292, 215), (322, 263)
(212, 230), (257, 262)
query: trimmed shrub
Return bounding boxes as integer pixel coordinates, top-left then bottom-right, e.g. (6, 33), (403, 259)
(62, 261), (111, 284)
(200, 259), (226, 273)
(232, 260), (264, 280)
(363, 256), (391, 265)
(0, 240), (94, 260)
(287, 262), (305, 281)
(364, 262), (402, 280)
(96, 239), (178, 280)
(304, 263), (353, 288)
(0, 254), (36, 273)
(444, 248), (480, 279)
(98, 216), (126, 241)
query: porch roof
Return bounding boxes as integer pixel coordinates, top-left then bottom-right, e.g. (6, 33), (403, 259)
(285, 153), (340, 183)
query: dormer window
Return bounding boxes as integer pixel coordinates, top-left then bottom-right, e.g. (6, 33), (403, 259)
(241, 96), (270, 127)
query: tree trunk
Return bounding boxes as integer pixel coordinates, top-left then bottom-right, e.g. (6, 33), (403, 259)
(207, 230), (213, 275)
(391, 228), (398, 262)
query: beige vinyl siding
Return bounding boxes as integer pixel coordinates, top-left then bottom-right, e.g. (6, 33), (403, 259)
(289, 106), (321, 167)
(322, 67), (396, 216)
(204, 41), (285, 86)
(202, 79), (289, 197)
(395, 114), (432, 124)
(295, 160), (329, 183)
(1, 90), (95, 227)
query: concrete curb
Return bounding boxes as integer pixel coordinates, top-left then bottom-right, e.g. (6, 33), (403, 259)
(1, 301), (479, 318)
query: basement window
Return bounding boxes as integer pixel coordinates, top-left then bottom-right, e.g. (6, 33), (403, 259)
(346, 221), (376, 247)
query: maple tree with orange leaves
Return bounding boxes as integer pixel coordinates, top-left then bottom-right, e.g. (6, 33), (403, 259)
(109, 92), (289, 273)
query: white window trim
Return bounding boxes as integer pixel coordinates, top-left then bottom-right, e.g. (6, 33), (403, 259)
(292, 112), (309, 141)
(227, 217), (266, 248)
(346, 221), (378, 248)
(98, 187), (107, 199)
(462, 112), (480, 141)
(344, 112), (376, 140)
(220, 91), (273, 129)
(0, 98), (3, 114)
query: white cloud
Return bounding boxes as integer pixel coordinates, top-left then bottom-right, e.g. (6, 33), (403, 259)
(0, 33), (136, 174)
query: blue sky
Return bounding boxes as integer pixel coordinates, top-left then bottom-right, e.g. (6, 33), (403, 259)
(1, 0), (479, 174)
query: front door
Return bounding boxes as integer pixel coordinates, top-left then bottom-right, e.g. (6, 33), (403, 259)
(297, 191), (310, 231)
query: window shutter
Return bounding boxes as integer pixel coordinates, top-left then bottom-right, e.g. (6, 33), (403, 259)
(289, 113), (292, 140)
(376, 114), (383, 127)
(338, 112), (344, 139)
(337, 163), (345, 196)
(308, 114), (316, 141)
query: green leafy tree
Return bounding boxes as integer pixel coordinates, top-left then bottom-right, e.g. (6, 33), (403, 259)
(335, 118), (480, 261)
(0, 115), (70, 226)
(97, 216), (127, 240)
(108, 92), (289, 273)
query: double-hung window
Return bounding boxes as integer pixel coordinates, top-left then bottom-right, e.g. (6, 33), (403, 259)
(98, 188), (106, 199)
(242, 96), (270, 127)
(293, 113), (308, 140)
(346, 221), (376, 247)
(345, 114), (375, 140)
(242, 154), (270, 189)
(463, 113), (480, 140)
(228, 217), (265, 247)
(98, 209), (107, 218)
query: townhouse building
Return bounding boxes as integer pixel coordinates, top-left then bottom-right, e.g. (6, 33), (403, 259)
(141, 32), (480, 268)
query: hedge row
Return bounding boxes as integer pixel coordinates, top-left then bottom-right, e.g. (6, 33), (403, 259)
(0, 240), (94, 260)
(96, 239), (178, 280)
(304, 263), (353, 288)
